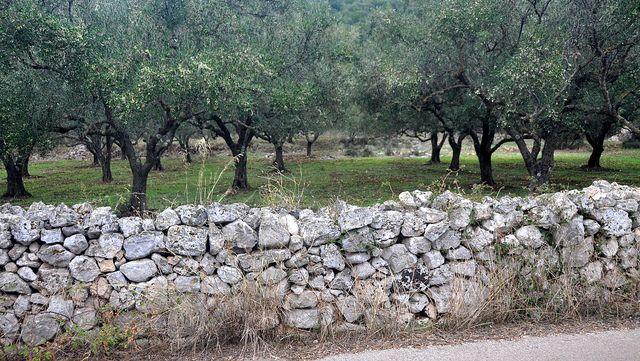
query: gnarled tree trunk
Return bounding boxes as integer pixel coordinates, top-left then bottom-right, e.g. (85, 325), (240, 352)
(429, 132), (447, 164)
(2, 157), (31, 198)
(305, 132), (320, 157)
(448, 133), (466, 171)
(82, 132), (114, 182)
(586, 140), (604, 169)
(232, 148), (249, 190)
(178, 133), (193, 164)
(101, 137), (113, 183)
(469, 120), (498, 187)
(477, 148), (495, 186)
(201, 114), (255, 192)
(21, 154), (31, 178)
(153, 157), (164, 171)
(507, 128), (558, 190)
(584, 118), (614, 169)
(128, 166), (151, 214)
(104, 98), (188, 215)
(273, 144), (286, 172)
(101, 159), (113, 183)
(306, 142), (313, 157)
(120, 145), (127, 160)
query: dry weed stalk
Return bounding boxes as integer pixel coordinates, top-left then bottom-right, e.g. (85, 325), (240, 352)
(260, 167), (307, 211)
(318, 278), (417, 343)
(442, 258), (640, 332)
(175, 138), (237, 206)
(128, 280), (284, 356)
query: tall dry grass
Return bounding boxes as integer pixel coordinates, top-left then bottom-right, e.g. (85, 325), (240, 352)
(260, 168), (307, 211)
(166, 138), (238, 207)
(441, 259), (640, 331)
(112, 280), (285, 356)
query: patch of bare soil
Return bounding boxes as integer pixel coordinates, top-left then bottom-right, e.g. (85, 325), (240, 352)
(89, 316), (640, 361)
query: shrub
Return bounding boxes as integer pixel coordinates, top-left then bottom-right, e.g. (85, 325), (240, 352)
(622, 137), (640, 149)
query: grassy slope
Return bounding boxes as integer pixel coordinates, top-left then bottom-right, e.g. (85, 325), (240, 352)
(1, 148), (639, 210)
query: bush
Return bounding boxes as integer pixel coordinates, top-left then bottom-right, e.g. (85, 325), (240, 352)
(343, 146), (374, 157)
(622, 137), (640, 149)
(361, 147), (374, 157)
(344, 147), (359, 157)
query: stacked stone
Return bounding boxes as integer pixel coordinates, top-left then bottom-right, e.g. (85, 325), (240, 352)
(0, 180), (638, 346)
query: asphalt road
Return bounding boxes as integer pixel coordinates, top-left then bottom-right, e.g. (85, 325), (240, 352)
(319, 328), (640, 361)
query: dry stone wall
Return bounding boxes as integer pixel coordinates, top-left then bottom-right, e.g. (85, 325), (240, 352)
(1, 180), (639, 346)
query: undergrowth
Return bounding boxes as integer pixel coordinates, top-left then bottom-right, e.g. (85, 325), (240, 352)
(2, 259), (638, 360)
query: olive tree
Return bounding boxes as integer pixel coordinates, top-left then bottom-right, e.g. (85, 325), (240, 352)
(292, 25), (353, 159)
(362, 0), (511, 184)
(474, 1), (580, 188)
(0, 1), (80, 197)
(0, 71), (45, 197)
(568, 0), (640, 168)
(197, 0), (336, 185)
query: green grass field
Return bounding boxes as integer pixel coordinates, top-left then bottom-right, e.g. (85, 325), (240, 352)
(2, 148), (639, 210)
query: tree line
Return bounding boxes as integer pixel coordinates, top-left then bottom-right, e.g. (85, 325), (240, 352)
(0, 0), (639, 214)
(0, 0), (348, 213)
(358, 0), (640, 187)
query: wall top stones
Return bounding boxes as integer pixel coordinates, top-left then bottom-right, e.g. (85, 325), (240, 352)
(0, 180), (639, 346)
